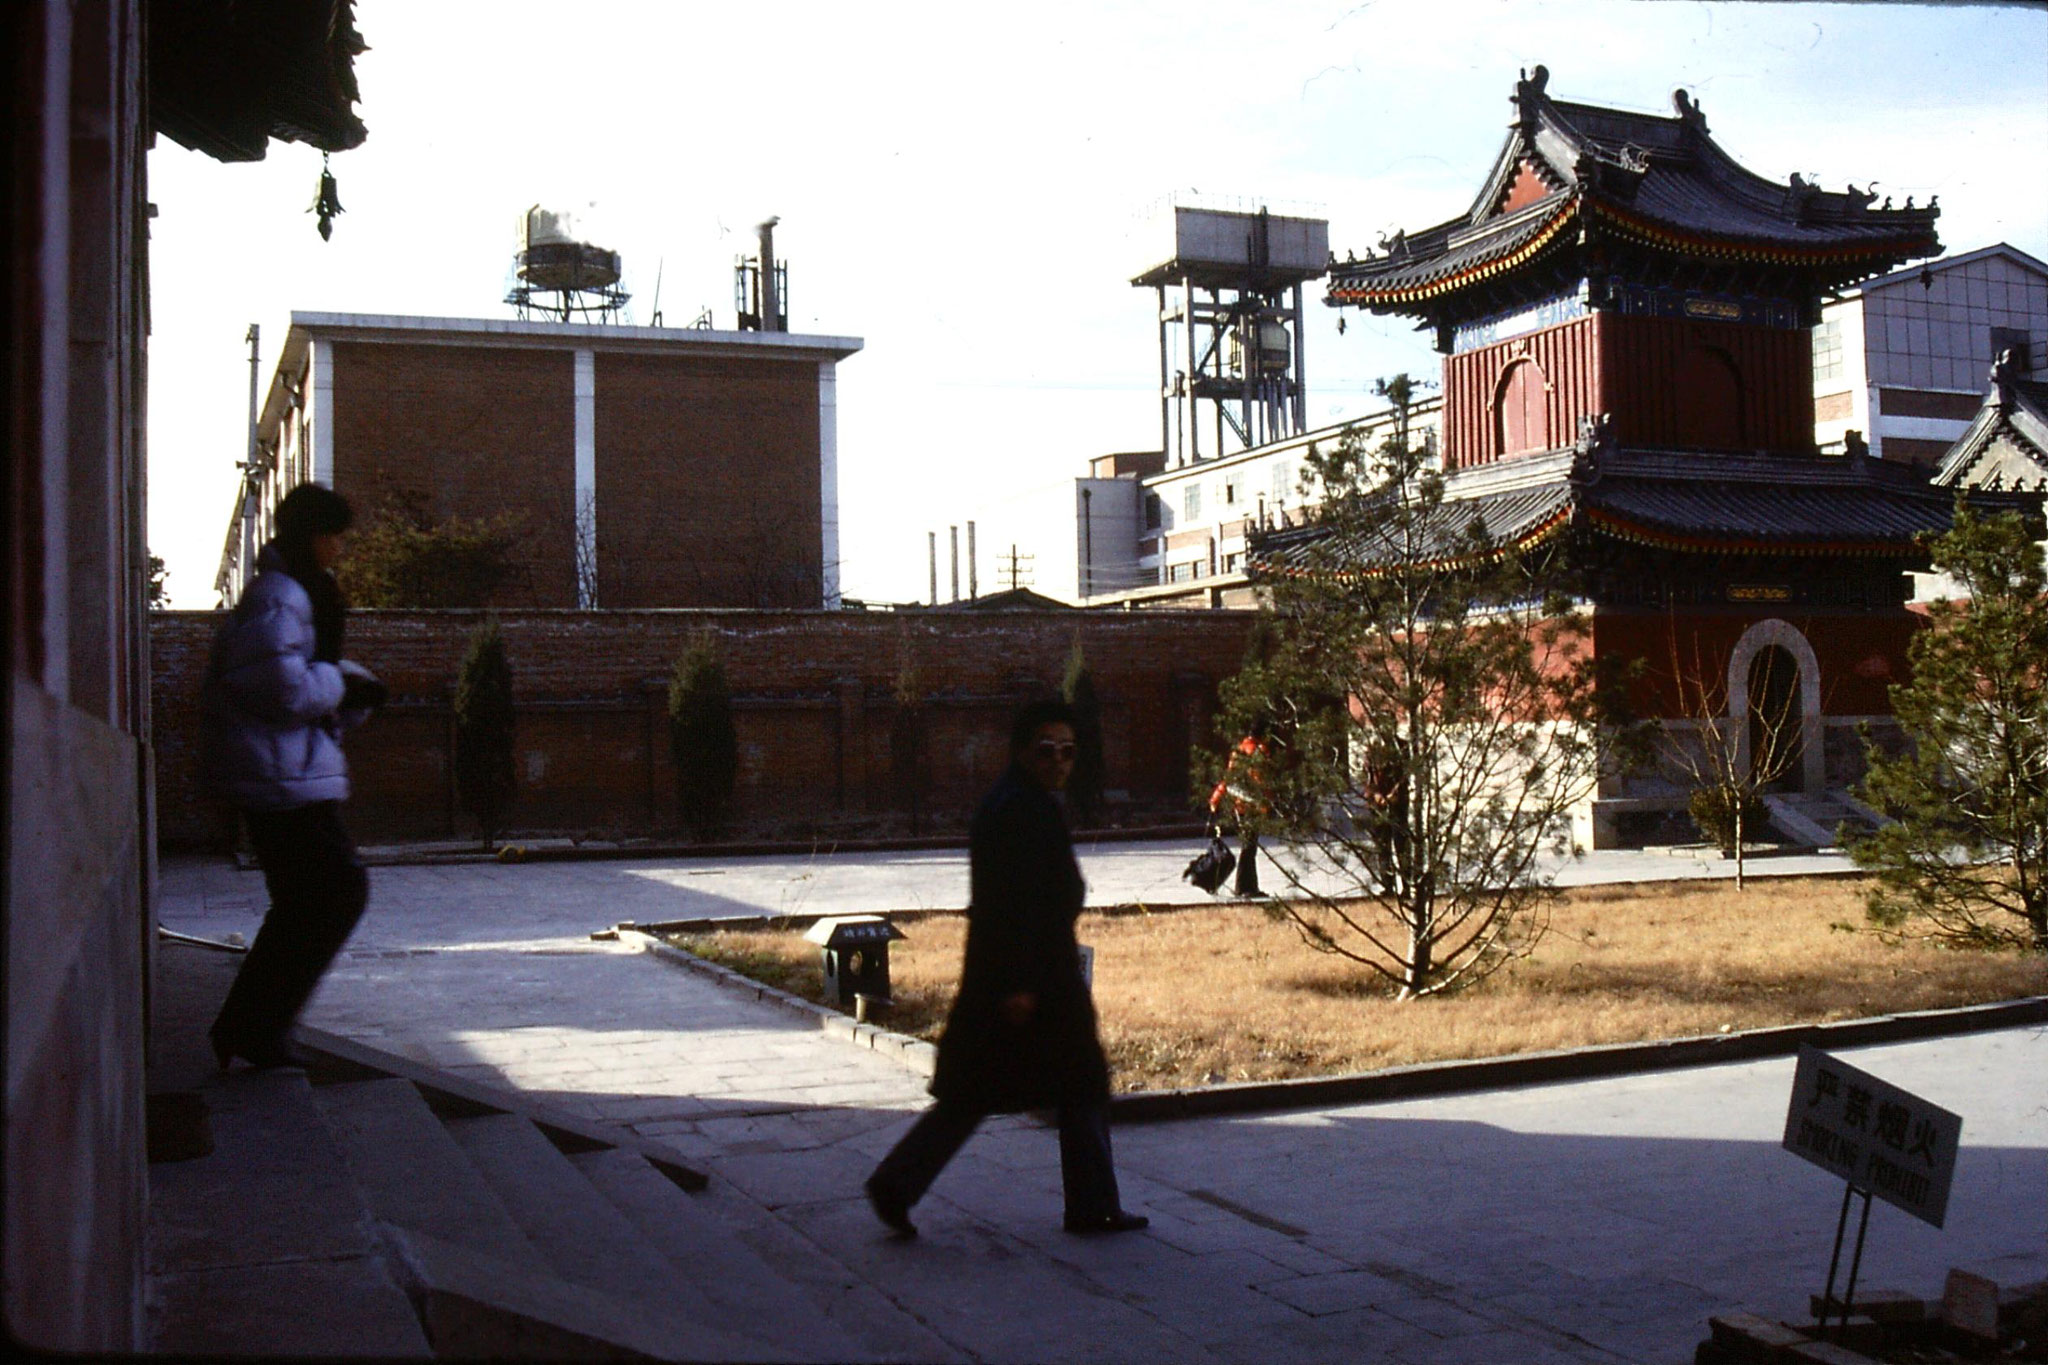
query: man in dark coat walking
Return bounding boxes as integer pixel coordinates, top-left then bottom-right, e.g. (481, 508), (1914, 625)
(864, 699), (1148, 1238)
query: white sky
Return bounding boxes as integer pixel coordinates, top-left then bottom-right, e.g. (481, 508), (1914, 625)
(145, 0), (2048, 607)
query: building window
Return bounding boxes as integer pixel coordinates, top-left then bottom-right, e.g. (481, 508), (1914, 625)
(1144, 494), (1161, 530)
(1990, 326), (2034, 372)
(1167, 561), (1200, 584)
(1221, 551), (1243, 574)
(1271, 462), (1291, 503)
(1223, 474), (1241, 506)
(1184, 483), (1202, 522)
(1812, 319), (1844, 383)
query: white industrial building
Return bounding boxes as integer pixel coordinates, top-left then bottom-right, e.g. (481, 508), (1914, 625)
(1813, 242), (2047, 466)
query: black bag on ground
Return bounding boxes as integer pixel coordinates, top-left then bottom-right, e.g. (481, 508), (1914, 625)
(1182, 833), (1236, 894)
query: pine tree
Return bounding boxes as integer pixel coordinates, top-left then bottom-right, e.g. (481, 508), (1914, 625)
(1852, 503), (2047, 951)
(668, 634), (739, 841)
(1061, 639), (1106, 828)
(452, 616), (517, 849)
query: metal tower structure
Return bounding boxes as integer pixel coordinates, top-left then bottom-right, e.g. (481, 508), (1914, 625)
(735, 216), (788, 332)
(506, 205), (630, 323)
(1132, 203), (1328, 465)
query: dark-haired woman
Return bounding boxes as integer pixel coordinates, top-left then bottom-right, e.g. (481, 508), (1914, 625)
(203, 484), (385, 1069)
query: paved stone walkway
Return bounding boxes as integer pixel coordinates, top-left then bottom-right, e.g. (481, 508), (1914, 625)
(156, 846), (2047, 1363)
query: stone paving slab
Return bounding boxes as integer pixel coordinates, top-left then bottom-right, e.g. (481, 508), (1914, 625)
(153, 850), (2044, 1365)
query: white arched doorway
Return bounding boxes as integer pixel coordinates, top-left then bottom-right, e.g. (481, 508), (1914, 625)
(1725, 619), (1825, 794)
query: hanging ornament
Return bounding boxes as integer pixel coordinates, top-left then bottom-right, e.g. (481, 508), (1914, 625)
(309, 153), (344, 241)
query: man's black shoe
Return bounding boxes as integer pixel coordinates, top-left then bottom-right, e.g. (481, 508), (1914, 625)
(1064, 1210), (1149, 1235)
(864, 1177), (917, 1238)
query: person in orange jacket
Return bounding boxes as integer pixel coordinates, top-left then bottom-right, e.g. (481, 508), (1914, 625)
(1209, 729), (1270, 897)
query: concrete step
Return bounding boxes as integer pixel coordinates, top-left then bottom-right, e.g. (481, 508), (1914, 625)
(383, 1225), (790, 1362)
(1765, 791), (1887, 848)
(312, 1077), (553, 1279)
(1762, 794), (1838, 848)
(147, 1069), (431, 1358)
(572, 1149), (950, 1362)
(444, 1113), (708, 1309)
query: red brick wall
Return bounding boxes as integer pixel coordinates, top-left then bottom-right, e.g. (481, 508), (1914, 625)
(1593, 608), (1919, 719)
(330, 341), (579, 605)
(151, 609), (1258, 846)
(594, 352), (822, 608)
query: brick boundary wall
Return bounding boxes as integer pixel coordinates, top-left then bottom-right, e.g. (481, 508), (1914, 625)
(151, 609), (1259, 848)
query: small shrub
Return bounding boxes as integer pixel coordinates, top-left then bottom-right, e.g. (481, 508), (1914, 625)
(668, 635), (738, 841)
(1060, 640), (1105, 827)
(338, 493), (524, 608)
(1689, 783), (1768, 853)
(453, 617), (516, 848)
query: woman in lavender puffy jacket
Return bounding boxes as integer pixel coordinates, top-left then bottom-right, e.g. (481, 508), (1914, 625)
(202, 484), (385, 1069)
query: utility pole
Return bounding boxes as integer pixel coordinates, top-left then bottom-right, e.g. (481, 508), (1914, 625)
(999, 544), (1035, 591)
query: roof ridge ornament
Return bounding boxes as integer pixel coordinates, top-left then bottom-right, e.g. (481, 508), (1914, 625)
(1673, 87), (1709, 137)
(1515, 64), (1550, 132)
(1786, 171), (1820, 221)
(1571, 413), (1615, 486)
(1992, 346), (2024, 396)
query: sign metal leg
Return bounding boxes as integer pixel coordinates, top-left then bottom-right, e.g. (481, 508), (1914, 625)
(1819, 1181), (1854, 1322)
(1838, 1187), (1874, 1340)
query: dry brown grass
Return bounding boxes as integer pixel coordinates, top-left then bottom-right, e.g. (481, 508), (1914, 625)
(671, 876), (2046, 1093)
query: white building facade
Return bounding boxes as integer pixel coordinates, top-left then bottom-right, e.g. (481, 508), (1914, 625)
(1077, 399), (1444, 608)
(1813, 243), (2048, 466)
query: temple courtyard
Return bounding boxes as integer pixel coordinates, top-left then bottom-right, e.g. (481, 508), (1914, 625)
(150, 840), (2047, 1363)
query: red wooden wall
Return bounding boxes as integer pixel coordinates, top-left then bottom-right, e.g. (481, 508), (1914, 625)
(1596, 314), (1814, 456)
(1441, 312), (1817, 469)
(1442, 316), (1604, 469)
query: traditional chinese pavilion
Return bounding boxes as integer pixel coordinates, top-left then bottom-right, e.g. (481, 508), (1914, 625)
(1282, 66), (2015, 847)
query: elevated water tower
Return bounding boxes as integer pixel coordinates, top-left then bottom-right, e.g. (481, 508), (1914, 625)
(506, 205), (630, 322)
(1133, 202), (1328, 464)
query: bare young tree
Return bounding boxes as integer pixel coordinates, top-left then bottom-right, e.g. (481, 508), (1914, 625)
(1654, 627), (1807, 889)
(1212, 384), (1639, 999)
(571, 488), (598, 609)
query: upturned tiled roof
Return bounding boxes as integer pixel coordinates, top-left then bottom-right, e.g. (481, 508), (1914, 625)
(1326, 66), (1939, 311)
(1253, 448), (1985, 576)
(1935, 355), (2048, 492)
(1255, 480), (1573, 575)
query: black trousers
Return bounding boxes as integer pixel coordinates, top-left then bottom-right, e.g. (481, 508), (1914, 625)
(870, 1099), (1122, 1221)
(211, 801), (369, 1050)
(1234, 832), (1261, 895)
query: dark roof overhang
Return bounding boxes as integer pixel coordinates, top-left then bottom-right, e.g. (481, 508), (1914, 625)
(151, 0), (368, 163)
